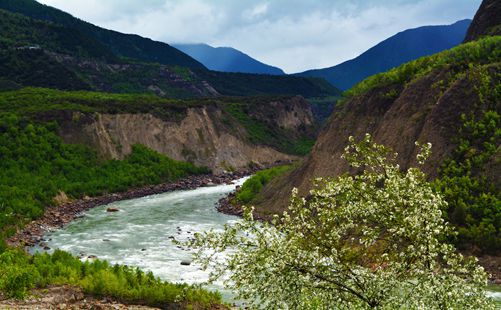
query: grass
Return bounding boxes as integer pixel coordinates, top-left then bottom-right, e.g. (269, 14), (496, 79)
(235, 165), (294, 204)
(224, 102), (316, 156)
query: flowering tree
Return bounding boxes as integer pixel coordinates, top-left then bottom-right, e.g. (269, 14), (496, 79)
(185, 134), (494, 309)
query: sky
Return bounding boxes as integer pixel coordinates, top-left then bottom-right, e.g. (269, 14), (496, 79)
(37, 0), (481, 73)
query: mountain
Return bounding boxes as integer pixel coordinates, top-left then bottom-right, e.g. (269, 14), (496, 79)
(464, 0), (501, 41)
(0, 0), (205, 69)
(247, 1), (500, 255)
(173, 43), (285, 75)
(297, 19), (471, 90)
(0, 6), (340, 99)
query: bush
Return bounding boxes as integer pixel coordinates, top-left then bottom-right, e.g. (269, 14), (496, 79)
(0, 249), (222, 307)
(235, 165), (293, 204)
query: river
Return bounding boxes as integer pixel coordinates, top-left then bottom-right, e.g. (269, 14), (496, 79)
(31, 178), (501, 306)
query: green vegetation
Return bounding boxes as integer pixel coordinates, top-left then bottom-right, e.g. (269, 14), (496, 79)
(0, 113), (208, 249)
(235, 165), (293, 204)
(186, 135), (494, 309)
(224, 102), (315, 156)
(196, 69), (340, 98)
(0, 48), (203, 98)
(0, 49), (91, 91)
(0, 9), (115, 60)
(0, 249), (221, 307)
(432, 62), (500, 253)
(346, 36), (501, 98)
(435, 111), (500, 253)
(0, 87), (199, 120)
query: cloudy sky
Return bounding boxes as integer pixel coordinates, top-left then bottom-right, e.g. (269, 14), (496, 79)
(37, 0), (481, 73)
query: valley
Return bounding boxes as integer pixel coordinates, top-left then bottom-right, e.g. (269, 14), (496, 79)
(0, 0), (499, 309)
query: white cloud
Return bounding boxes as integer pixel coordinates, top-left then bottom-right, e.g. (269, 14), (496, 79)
(37, 0), (481, 73)
(244, 3), (269, 20)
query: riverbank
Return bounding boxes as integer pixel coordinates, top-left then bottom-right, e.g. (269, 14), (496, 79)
(0, 285), (160, 310)
(7, 170), (254, 249)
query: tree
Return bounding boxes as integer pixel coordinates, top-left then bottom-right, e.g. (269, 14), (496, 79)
(185, 134), (494, 309)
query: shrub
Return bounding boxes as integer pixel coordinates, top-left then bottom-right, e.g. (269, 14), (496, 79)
(235, 165), (293, 204)
(0, 249), (222, 307)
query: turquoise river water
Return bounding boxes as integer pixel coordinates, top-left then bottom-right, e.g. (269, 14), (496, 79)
(32, 178), (501, 306)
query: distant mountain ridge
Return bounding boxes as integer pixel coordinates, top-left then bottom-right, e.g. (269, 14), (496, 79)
(173, 43), (285, 75)
(297, 19), (471, 90)
(0, 2), (339, 99)
(0, 0), (205, 69)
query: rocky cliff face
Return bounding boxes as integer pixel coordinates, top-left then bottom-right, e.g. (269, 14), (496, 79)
(464, 0), (501, 42)
(249, 96), (314, 131)
(255, 47), (500, 216)
(58, 96), (315, 173)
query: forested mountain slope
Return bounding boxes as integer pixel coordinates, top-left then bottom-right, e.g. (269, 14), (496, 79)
(0, 0), (205, 69)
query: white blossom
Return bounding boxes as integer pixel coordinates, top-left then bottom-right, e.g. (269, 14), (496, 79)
(182, 134), (494, 309)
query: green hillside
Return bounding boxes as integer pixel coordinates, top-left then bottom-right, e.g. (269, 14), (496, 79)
(0, 87), (317, 155)
(196, 69), (340, 97)
(0, 0), (205, 69)
(0, 4), (339, 99)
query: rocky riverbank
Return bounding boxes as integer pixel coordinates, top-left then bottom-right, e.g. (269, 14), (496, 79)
(7, 171), (253, 249)
(0, 285), (228, 310)
(0, 285), (159, 310)
(217, 189), (272, 221)
(217, 192), (244, 216)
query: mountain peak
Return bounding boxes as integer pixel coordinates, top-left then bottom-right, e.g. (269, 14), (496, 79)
(464, 0), (501, 42)
(173, 43), (285, 75)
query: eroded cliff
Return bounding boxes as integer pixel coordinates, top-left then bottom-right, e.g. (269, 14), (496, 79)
(58, 96), (315, 173)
